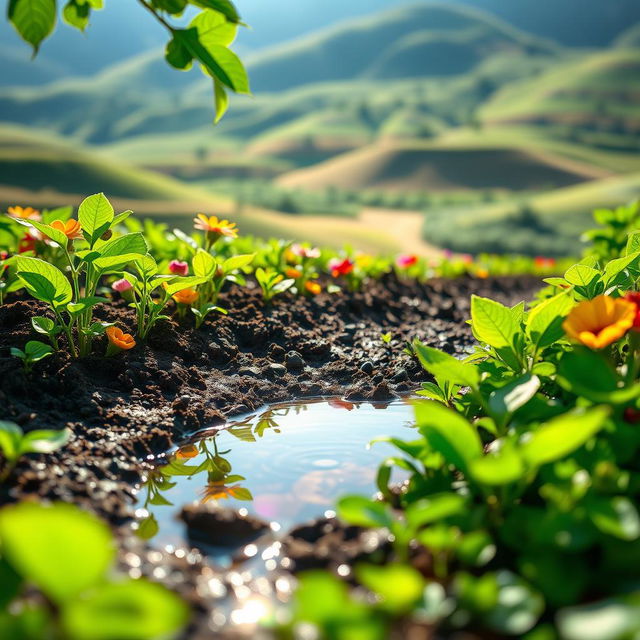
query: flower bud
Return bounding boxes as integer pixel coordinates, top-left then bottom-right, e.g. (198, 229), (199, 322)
(168, 260), (189, 276)
(112, 278), (133, 293)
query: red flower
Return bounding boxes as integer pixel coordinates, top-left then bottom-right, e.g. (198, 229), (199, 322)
(396, 254), (418, 269)
(18, 233), (37, 254)
(624, 292), (640, 330)
(534, 256), (556, 269)
(328, 257), (354, 278)
(168, 260), (189, 276)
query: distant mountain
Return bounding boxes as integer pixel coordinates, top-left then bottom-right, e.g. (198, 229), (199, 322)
(247, 3), (559, 92)
(0, 0), (638, 88)
(615, 24), (640, 48)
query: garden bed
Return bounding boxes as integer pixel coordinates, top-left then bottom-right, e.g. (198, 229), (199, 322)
(0, 273), (540, 636)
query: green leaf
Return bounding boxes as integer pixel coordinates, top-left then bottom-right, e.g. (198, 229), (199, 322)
(414, 401), (482, 472)
(191, 0), (241, 22)
(214, 78), (228, 123)
(356, 564), (425, 614)
(165, 33), (193, 70)
(16, 257), (73, 308)
(192, 249), (216, 278)
(0, 556), (22, 609)
(488, 374), (540, 418)
(0, 502), (114, 603)
(191, 8), (238, 47)
(21, 219), (68, 247)
(471, 295), (519, 350)
(31, 316), (55, 335)
(18, 427), (71, 456)
(564, 264), (599, 288)
(405, 493), (467, 529)
(601, 251), (640, 286)
(526, 291), (575, 349)
(203, 43), (250, 93)
(8, 0), (56, 53)
(585, 496), (640, 541)
(520, 406), (610, 468)
(61, 579), (189, 639)
(413, 340), (479, 388)
(62, 0), (90, 30)
(222, 253), (254, 273)
(78, 193), (114, 244)
(625, 231), (640, 256)
(470, 442), (525, 486)
(24, 340), (53, 362)
(336, 496), (393, 528)
(0, 421), (22, 462)
(163, 276), (208, 296)
(136, 514), (159, 540)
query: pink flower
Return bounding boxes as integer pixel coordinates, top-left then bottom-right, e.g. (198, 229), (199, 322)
(169, 260), (189, 276)
(442, 249), (454, 259)
(461, 254), (473, 265)
(112, 278), (133, 293)
(328, 257), (354, 277)
(396, 254), (418, 269)
(292, 243), (321, 259)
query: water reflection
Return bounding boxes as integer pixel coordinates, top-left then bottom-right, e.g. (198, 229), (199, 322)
(134, 398), (415, 549)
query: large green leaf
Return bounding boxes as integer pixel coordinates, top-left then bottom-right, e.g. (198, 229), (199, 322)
(191, 8), (237, 47)
(414, 401), (482, 472)
(192, 249), (216, 278)
(78, 193), (114, 244)
(355, 564), (424, 614)
(413, 340), (479, 388)
(19, 428), (71, 456)
(0, 502), (114, 603)
(521, 406), (610, 468)
(469, 442), (525, 486)
(21, 219), (68, 247)
(488, 373), (540, 418)
(16, 256), (73, 308)
(61, 579), (189, 639)
(471, 295), (519, 350)
(191, 0), (241, 22)
(564, 264), (599, 288)
(8, 0), (56, 52)
(526, 291), (575, 349)
(585, 496), (640, 541)
(0, 422), (22, 462)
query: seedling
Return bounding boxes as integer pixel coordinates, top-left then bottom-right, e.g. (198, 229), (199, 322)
(11, 340), (53, 373)
(255, 267), (295, 304)
(0, 421), (71, 482)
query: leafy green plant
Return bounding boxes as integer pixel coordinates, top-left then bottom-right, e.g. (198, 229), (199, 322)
(0, 502), (188, 639)
(10, 340), (53, 373)
(6, 0), (248, 122)
(14, 193), (144, 357)
(255, 267), (295, 304)
(293, 227), (640, 639)
(0, 421), (70, 482)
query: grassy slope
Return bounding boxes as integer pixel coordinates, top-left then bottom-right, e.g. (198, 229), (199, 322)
(276, 139), (607, 192)
(424, 171), (640, 255)
(479, 49), (640, 126)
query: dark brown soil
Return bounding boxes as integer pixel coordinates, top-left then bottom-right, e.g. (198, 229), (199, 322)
(0, 274), (541, 637)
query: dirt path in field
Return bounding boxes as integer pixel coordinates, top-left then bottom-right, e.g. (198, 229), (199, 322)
(359, 207), (441, 257)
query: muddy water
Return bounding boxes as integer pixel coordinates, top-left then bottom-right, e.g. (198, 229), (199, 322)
(134, 398), (416, 551)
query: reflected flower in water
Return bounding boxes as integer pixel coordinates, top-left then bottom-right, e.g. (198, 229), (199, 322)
(201, 482), (252, 503)
(328, 399), (356, 411)
(175, 444), (198, 459)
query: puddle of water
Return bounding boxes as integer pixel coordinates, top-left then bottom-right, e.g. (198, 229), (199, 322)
(134, 398), (416, 551)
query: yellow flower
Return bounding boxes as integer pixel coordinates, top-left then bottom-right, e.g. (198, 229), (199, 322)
(50, 218), (82, 239)
(172, 288), (199, 305)
(563, 295), (636, 349)
(193, 214), (238, 239)
(8, 206), (40, 221)
(356, 254), (373, 268)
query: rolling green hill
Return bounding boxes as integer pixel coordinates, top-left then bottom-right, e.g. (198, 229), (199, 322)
(246, 2), (559, 91)
(424, 171), (640, 255)
(276, 140), (606, 192)
(479, 49), (640, 152)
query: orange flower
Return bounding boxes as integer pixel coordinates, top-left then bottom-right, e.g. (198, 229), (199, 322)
(106, 326), (136, 351)
(476, 268), (489, 279)
(305, 281), (321, 295)
(285, 267), (302, 279)
(50, 218), (82, 240)
(172, 288), (199, 305)
(563, 295), (636, 349)
(7, 206), (40, 221)
(175, 444), (198, 459)
(193, 214), (238, 238)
